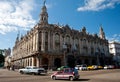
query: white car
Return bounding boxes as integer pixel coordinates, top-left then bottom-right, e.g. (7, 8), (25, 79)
(75, 64), (88, 70)
(104, 65), (115, 69)
(19, 66), (47, 75)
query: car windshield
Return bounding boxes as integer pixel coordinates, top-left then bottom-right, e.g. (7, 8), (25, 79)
(33, 67), (38, 69)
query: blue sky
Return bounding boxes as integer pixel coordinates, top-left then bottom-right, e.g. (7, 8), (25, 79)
(0, 0), (120, 50)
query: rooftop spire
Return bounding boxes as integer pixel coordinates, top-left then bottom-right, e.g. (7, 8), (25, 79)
(39, 0), (48, 25)
(99, 25), (105, 40)
(43, 0), (46, 6)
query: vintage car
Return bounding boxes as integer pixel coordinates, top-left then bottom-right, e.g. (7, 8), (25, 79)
(104, 65), (115, 69)
(87, 65), (98, 70)
(19, 66), (47, 75)
(75, 64), (88, 70)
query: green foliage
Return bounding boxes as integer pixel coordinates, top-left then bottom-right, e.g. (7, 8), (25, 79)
(0, 54), (4, 67)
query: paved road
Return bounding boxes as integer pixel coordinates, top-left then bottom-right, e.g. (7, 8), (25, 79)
(0, 69), (120, 82)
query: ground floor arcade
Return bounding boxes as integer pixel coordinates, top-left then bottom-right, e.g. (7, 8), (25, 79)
(12, 53), (112, 70)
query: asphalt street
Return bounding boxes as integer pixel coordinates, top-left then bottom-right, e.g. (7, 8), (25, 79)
(0, 69), (120, 82)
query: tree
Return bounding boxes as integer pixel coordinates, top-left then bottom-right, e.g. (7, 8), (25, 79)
(0, 49), (5, 67)
(0, 54), (4, 67)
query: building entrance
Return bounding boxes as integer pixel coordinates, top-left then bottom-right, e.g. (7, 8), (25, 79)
(54, 58), (61, 68)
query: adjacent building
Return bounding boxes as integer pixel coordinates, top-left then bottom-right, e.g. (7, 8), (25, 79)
(109, 41), (120, 66)
(12, 1), (112, 69)
(4, 48), (12, 68)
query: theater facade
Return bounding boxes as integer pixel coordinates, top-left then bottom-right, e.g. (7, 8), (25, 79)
(12, 2), (112, 69)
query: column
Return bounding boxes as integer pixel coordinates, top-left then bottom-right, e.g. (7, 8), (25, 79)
(52, 34), (55, 51)
(36, 57), (39, 67)
(39, 56), (42, 67)
(60, 35), (63, 50)
(41, 31), (45, 51)
(36, 32), (39, 51)
(33, 35), (35, 51)
(48, 32), (51, 51)
(28, 58), (30, 66)
(37, 31), (39, 51)
(32, 57), (34, 66)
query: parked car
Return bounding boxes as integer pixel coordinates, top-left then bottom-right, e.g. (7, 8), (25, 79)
(87, 65), (98, 70)
(104, 65), (115, 69)
(19, 66), (47, 75)
(75, 64), (87, 70)
(75, 65), (81, 70)
(51, 68), (80, 81)
(57, 66), (69, 70)
(97, 65), (103, 69)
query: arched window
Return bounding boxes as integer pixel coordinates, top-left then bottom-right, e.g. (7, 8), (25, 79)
(66, 35), (70, 44)
(83, 46), (88, 55)
(45, 32), (48, 51)
(75, 38), (79, 44)
(91, 47), (94, 55)
(83, 38), (86, 45)
(45, 32), (48, 42)
(55, 33), (60, 43)
(55, 33), (60, 51)
(39, 32), (42, 51)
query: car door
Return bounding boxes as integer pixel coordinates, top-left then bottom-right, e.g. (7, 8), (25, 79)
(55, 71), (64, 79)
(63, 68), (71, 79)
(25, 67), (31, 73)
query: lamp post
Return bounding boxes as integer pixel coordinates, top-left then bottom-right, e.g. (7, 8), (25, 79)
(62, 43), (67, 66)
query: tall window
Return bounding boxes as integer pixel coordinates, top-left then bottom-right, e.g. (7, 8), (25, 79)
(55, 33), (60, 51)
(83, 46), (88, 55)
(45, 32), (48, 51)
(66, 35), (70, 44)
(39, 32), (42, 51)
(91, 47), (94, 55)
(75, 38), (79, 44)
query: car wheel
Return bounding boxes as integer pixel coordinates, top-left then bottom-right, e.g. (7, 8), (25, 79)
(52, 76), (56, 80)
(20, 71), (24, 74)
(32, 72), (36, 75)
(69, 76), (74, 81)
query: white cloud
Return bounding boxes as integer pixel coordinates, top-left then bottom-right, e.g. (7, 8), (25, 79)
(107, 34), (120, 42)
(77, 0), (120, 12)
(0, 0), (36, 34)
(0, 25), (17, 35)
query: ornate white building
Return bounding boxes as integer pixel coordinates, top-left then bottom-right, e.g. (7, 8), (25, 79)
(109, 41), (120, 66)
(12, 1), (112, 69)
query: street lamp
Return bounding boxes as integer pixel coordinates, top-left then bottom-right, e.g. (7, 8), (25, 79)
(62, 43), (67, 66)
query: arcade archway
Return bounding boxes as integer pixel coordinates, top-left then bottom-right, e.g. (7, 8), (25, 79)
(42, 57), (49, 69)
(54, 58), (61, 68)
(67, 55), (75, 68)
(76, 59), (82, 65)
